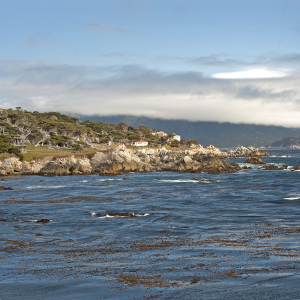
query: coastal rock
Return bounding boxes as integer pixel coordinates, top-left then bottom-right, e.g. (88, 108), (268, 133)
(291, 166), (300, 171)
(192, 178), (218, 182)
(227, 146), (269, 158)
(0, 144), (268, 177)
(73, 158), (92, 174)
(0, 157), (22, 174)
(39, 159), (70, 175)
(20, 161), (43, 174)
(244, 157), (266, 164)
(65, 156), (77, 168)
(262, 165), (288, 170)
(0, 184), (13, 190)
(91, 152), (106, 167)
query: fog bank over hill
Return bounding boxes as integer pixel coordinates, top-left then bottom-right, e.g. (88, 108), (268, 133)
(79, 115), (300, 148)
(1, 61), (300, 128)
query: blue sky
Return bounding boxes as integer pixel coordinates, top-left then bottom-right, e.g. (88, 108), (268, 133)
(1, 0), (300, 126)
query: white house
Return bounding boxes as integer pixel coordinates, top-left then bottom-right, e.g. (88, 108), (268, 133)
(172, 134), (181, 141)
(153, 131), (167, 137)
(133, 140), (148, 147)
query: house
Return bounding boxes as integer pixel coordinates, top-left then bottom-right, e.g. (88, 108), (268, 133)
(152, 131), (167, 137)
(133, 140), (148, 147)
(172, 134), (181, 141)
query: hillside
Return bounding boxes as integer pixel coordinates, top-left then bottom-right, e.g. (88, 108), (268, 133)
(78, 114), (300, 148)
(0, 108), (196, 160)
(265, 136), (300, 149)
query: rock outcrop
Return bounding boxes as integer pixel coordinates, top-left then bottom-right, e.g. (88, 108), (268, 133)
(262, 165), (288, 170)
(0, 144), (272, 177)
(227, 146), (269, 157)
(0, 184), (13, 190)
(244, 157), (266, 164)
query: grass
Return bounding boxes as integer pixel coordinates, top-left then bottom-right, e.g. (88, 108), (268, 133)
(0, 144), (110, 162)
(0, 143), (190, 163)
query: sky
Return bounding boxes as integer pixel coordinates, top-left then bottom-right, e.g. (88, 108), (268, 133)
(1, 0), (300, 126)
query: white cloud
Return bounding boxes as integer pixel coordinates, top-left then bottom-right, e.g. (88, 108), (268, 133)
(211, 68), (290, 79)
(0, 61), (300, 127)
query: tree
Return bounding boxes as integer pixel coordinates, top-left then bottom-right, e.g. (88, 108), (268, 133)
(0, 134), (23, 160)
(171, 140), (180, 147)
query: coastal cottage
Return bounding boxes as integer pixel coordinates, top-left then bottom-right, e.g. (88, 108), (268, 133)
(133, 140), (148, 147)
(152, 131), (167, 137)
(172, 134), (181, 141)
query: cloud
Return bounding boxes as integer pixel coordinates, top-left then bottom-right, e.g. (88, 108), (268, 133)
(84, 23), (145, 35)
(188, 55), (254, 67)
(24, 32), (55, 47)
(211, 68), (290, 79)
(1, 60), (300, 127)
(186, 54), (300, 68)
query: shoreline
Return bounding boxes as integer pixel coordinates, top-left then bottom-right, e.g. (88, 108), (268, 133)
(0, 144), (271, 177)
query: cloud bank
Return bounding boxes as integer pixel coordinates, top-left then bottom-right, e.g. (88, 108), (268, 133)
(211, 68), (290, 79)
(1, 60), (300, 127)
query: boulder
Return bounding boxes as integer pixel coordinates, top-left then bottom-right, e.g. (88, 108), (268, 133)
(20, 161), (43, 174)
(0, 184), (13, 190)
(0, 157), (22, 174)
(73, 158), (92, 174)
(262, 165), (288, 170)
(39, 159), (70, 175)
(292, 166), (300, 170)
(65, 156), (77, 168)
(244, 157), (266, 164)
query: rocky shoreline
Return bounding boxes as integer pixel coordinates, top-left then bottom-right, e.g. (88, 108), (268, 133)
(0, 145), (270, 176)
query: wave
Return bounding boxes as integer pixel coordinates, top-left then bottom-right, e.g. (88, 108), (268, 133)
(78, 180), (88, 182)
(98, 213), (150, 219)
(91, 212), (101, 217)
(26, 185), (67, 189)
(154, 179), (217, 183)
(284, 197), (300, 200)
(97, 178), (123, 181)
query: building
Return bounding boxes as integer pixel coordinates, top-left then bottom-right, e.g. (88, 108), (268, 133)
(172, 134), (181, 141)
(152, 131), (167, 137)
(133, 140), (148, 147)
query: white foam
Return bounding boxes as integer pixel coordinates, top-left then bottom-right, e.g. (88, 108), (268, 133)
(99, 214), (115, 219)
(99, 213), (150, 219)
(79, 180), (88, 182)
(155, 179), (200, 183)
(97, 178), (123, 181)
(284, 197), (300, 200)
(26, 185), (67, 189)
(155, 179), (217, 183)
(91, 212), (101, 217)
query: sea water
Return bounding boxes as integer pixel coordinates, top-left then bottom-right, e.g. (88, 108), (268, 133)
(1, 150), (300, 299)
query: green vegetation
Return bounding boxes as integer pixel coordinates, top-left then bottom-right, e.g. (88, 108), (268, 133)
(0, 134), (23, 160)
(0, 108), (190, 158)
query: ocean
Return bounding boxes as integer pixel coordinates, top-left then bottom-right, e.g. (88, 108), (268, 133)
(1, 150), (300, 299)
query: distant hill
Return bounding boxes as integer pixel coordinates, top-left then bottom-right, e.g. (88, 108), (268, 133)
(266, 136), (300, 149)
(78, 115), (300, 148)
